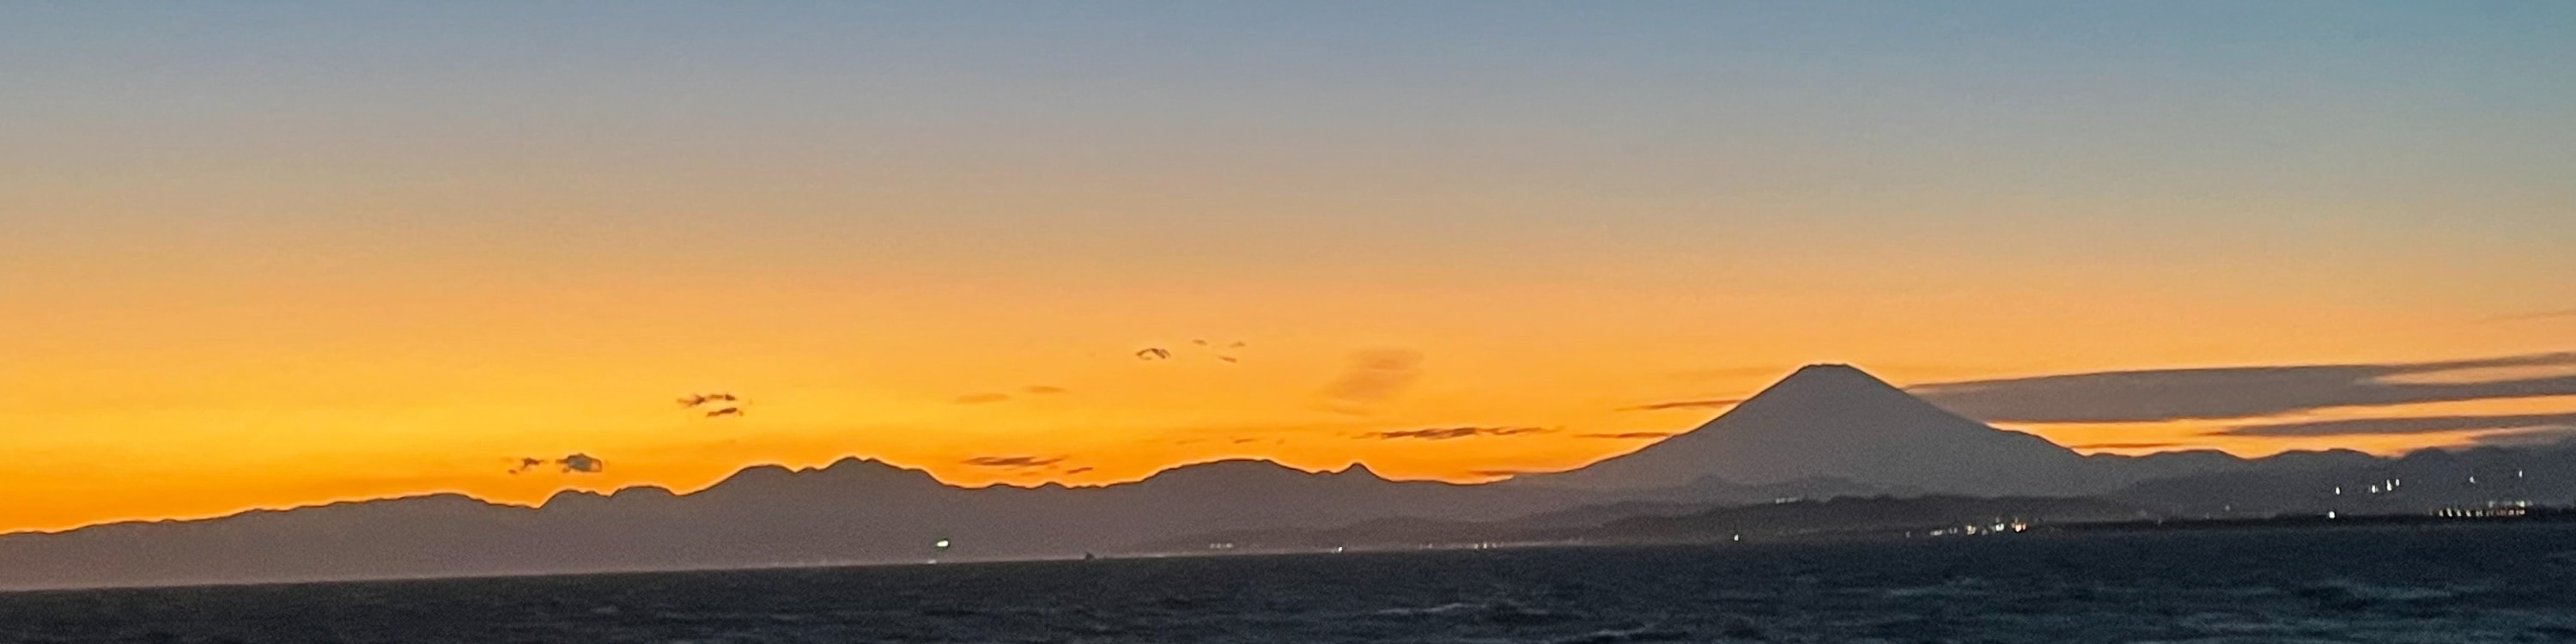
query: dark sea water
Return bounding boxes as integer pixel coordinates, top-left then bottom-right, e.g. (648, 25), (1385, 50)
(7, 524), (2576, 643)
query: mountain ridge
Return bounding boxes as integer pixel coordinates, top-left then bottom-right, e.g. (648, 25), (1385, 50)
(7, 458), (1401, 538)
(0, 363), (2510, 591)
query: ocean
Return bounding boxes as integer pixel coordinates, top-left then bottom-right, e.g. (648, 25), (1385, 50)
(5, 523), (2573, 643)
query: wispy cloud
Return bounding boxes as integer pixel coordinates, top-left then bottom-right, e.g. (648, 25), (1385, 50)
(1365, 426), (1549, 440)
(1575, 431), (1679, 440)
(2220, 412), (2576, 437)
(956, 386), (1068, 404)
(1318, 349), (1423, 415)
(960, 455), (1067, 469)
(2481, 308), (2576, 324)
(1666, 366), (1796, 381)
(1618, 398), (1742, 412)
(509, 453), (605, 474)
(1911, 352), (2576, 423)
(560, 453), (605, 473)
(2067, 442), (2188, 450)
(2470, 427), (2576, 447)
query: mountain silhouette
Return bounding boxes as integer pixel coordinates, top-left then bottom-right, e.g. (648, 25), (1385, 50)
(0, 459), (1610, 590)
(1138, 495), (2148, 553)
(0, 362), (2458, 590)
(2114, 442), (2576, 517)
(1534, 364), (2100, 495)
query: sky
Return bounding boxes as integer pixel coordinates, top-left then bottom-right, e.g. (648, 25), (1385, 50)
(3, 1), (2573, 534)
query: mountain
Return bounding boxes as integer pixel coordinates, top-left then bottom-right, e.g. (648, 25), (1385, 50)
(1527, 364), (2382, 495)
(2114, 442), (2576, 517)
(0, 361), (2471, 591)
(1530, 365), (2104, 495)
(0, 459), (1610, 590)
(2081, 447), (2379, 491)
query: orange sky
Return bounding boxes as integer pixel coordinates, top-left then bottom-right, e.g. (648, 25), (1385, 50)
(4, 3), (2574, 533)
(5, 252), (2570, 532)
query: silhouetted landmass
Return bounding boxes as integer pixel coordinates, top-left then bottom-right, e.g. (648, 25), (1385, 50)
(3, 363), (2567, 591)
(2113, 443), (2576, 518)
(1594, 495), (2142, 543)
(1133, 443), (2576, 556)
(2050, 507), (2576, 536)
(0, 459), (1613, 590)
(1133, 495), (2146, 553)
(1522, 364), (2374, 494)
(1528, 365), (2096, 494)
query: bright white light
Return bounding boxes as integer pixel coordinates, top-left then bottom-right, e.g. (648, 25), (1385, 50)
(933, 539), (951, 549)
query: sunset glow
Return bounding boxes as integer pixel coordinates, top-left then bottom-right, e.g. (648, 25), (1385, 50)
(4, 2), (2573, 534)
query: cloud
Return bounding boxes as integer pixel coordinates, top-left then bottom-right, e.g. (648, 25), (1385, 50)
(1575, 431), (1679, 440)
(1911, 352), (2576, 423)
(2219, 412), (2576, 437)
(1319, 349), (1424, 414)
(1667, 366), (1800, 381)
(2469, 426), (2576, 447)
(1619, 398), (1743, 412)
(2066, 442), (2189, 450)
(508, 453), (605, 475)
(559, 453), (605, 473)
(2482, 308), (2576, 324)
(945, 385), (1066, 404)
(1063, 466), (1095, 475)
(961, 455), (1067, 469)
(1365, 426), (1549, 440)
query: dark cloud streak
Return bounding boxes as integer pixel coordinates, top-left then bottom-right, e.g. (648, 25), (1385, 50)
(1911, 352), (2576, 423)
(559, 453), (605, 473)
(1619, 398), (1742, 412)
(510, 453), (605, 474)
(1576, 431), (1678, 440)
(1365, 426), (1548, 440)
(2221, 412), (2576, 437)
(2067, 442), (2188, 450)
(961, 455), (1067, 469)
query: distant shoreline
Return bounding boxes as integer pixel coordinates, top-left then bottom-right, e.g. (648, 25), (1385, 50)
(2044, 507), (2576, 536)
(11, 511), (2570, 595)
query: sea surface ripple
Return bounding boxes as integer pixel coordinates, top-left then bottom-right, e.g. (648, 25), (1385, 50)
(4, 524), (2574, 643)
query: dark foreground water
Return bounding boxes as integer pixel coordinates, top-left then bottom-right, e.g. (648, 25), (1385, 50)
(7, 524), (2576, 643)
